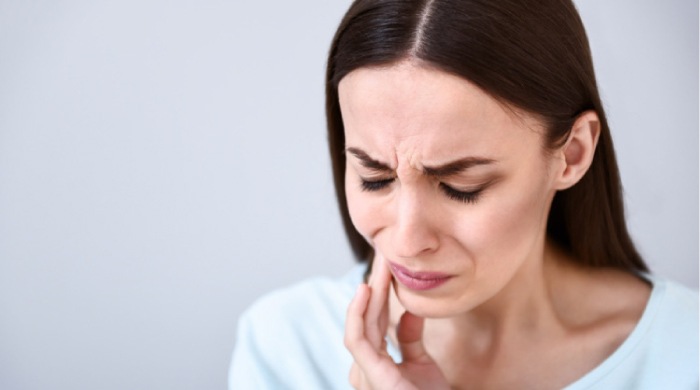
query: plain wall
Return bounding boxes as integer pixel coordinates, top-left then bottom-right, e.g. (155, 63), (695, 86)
(0, 1), (696, 389)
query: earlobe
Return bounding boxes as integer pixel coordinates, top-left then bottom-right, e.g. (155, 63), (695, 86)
(555, 110), (601, 190)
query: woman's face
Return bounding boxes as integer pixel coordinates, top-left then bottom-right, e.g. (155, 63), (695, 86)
(339, 63), (564, 318)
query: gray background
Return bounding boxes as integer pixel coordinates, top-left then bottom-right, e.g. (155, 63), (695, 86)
(0, 0), (696, 389)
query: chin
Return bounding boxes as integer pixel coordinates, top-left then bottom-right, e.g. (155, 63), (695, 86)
(395, 286), (462, 319)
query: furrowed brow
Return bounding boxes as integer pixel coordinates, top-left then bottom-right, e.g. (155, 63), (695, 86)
(423, 157), (495, 177)
(345, 147), (392, 171)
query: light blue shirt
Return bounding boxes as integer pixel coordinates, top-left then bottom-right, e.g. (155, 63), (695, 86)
(229, 265), (698, 389)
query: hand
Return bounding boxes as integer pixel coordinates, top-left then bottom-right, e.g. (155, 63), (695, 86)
(344, 255), (450, 390)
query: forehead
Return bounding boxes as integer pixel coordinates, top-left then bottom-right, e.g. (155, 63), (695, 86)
(337, 62), (544, 164)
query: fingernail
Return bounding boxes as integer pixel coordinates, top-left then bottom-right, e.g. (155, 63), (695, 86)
(356, 284), (363, 295)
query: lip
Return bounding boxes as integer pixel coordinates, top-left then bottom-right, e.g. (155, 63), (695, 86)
(388, 261), (452, 291)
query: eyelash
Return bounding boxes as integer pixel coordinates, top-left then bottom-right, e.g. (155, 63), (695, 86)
(360, 178), (483, 204)
(360, 178), (395, 192)
(439, 183), (482, 204)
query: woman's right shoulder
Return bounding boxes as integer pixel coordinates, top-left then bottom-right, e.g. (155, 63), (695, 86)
(228, 263), (367, 389)
(240, 263), (367, 326)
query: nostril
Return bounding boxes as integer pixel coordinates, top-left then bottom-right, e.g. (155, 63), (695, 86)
(392, 223), (439, 258)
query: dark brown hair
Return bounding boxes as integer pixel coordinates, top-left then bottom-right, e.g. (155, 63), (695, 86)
(325, 0), (648, 273)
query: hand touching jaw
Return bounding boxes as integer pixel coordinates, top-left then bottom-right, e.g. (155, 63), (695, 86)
(345, 254), (449, 390)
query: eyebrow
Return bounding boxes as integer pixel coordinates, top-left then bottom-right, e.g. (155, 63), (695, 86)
(346, 147), (392, 171)
(345, 146), (495, 176)
(423, 157), (495, 177)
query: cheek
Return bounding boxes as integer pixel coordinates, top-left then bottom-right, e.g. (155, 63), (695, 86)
(454, 180), (550, 261)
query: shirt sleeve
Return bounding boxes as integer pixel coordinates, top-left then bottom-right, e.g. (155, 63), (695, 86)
(228, 307), (288, 390)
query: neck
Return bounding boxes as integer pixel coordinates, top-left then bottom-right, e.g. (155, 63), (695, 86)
(463, 239), (564, 334)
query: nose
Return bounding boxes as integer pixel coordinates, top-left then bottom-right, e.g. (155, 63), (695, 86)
(391, 186), (439, 258)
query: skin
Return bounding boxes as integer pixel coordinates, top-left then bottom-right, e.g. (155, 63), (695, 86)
(340, 61), (651, 389)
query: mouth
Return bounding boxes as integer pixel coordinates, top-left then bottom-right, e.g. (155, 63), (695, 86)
(388, 261), (452, 291)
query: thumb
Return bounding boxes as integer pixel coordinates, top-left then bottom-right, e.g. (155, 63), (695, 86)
(396, 311), (431, 363)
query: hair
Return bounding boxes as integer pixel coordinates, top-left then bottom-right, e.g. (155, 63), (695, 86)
(325, 0), (648, 273)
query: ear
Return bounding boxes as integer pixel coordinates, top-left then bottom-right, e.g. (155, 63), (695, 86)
(554, 110), (601, 190)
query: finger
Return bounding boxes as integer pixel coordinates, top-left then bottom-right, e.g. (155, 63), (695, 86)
(350, 363), (376, 390)
(367, 252), (391, 293)
(346, 284), (406, 389)
(345, 284), (389, 363)
(345, 283), (390, 355)
(345, 283), (371, 351)
(351, 346), (404, 390)
(365, 254), (392, 347)
(349, 363), (360, 389)
(397, 311), (431, 363)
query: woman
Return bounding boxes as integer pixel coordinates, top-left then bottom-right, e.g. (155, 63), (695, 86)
(230, 0), (698, 388)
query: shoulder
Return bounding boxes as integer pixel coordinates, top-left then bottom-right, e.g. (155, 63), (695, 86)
(619, 275), (698, 387)
(653, 276), (698, 313)
(242, 263), (365, 331)
(568, 274), (699, 390)
(644, 276), (698, 356)
(229, 264), (366, 389)
(244, 274), (354, 326)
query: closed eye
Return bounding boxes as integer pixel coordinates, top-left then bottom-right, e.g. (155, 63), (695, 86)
(361, 178), (485, 204)
(361, 178), (395, 192)
(439, 183), (482, 204)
